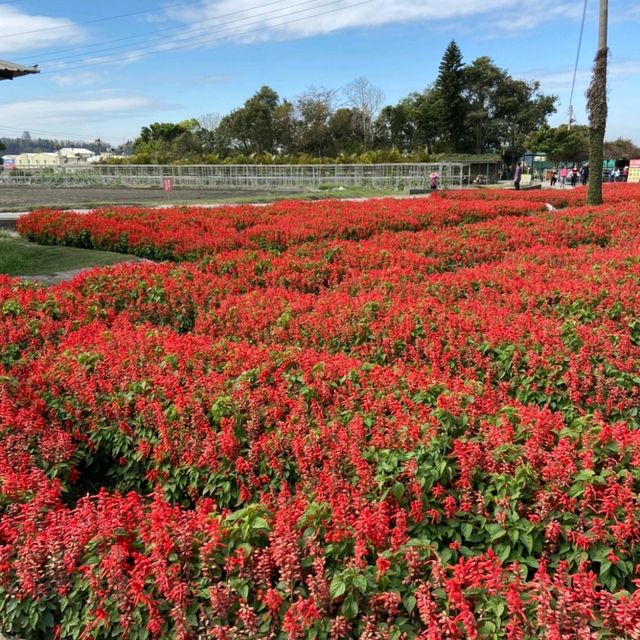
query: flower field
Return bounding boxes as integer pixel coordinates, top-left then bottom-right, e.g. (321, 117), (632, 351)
(3, 185), (640, 638)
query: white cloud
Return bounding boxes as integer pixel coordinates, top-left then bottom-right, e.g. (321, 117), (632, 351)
(0, 95), (157, 133)
(486, 1), (585, 34)
(181, 74), (231, 88)
(612, 5), (640, 23)
(50, 72), (104, 88)
(163, 0), (537, 48)
(608, 57), (640, 80)
(0, 4), (86, 56)
(529, 57), (640, 92)
(529, 67), (590, 91)
(168, 0), (628, 52)
(17, 1), (603, 75)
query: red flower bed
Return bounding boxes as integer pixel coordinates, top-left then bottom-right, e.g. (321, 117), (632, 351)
(2, 187), (640, 638)
(431, 181), (640, 209)
(17, 196), (547, 261)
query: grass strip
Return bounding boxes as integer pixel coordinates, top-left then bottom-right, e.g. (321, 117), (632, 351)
(0, 231), (141, 276)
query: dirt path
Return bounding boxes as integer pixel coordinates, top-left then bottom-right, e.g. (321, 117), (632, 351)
(0, 185), (301, 212)
(16, 264), (147, 286)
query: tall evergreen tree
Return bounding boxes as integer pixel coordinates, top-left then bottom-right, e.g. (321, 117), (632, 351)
(434, 40), (467, 152)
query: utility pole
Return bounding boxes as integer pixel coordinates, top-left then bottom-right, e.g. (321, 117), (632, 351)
(586, 0), (608, 205)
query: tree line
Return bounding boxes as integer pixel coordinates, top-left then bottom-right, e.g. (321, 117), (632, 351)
(526, 125), (640, 166)
(3, 40), (637, 167)
(129, 41), (557, 165)
(0, 132), (131, 157)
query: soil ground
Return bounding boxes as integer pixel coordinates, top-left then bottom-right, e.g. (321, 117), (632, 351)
(17, 265), (139, 287)
(0, 185), (303, 212)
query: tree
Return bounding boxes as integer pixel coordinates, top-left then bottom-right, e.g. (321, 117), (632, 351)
(376, 103), (416, 152)
(134, 122), (186, 148)
(411, 88), (441, 154)
(329, 108), (360, 155)
(197, 113), (221, 155)
(433, 41), (467, 152)
(375, 88), (440, 154)
(462, 56), (504, 154)
(525, 124), (589, 164)
(294, 87), (336, 156)
(240, 85), (282, 154)
(272, 100), (296, 154)
(215, 86), (284, 156)
(462, 57), (557, 161)
(132, 121), (199, 163)
(603, 137), (640, 160)
(343, 77), (384, 151)
(494, 78), (556, 164)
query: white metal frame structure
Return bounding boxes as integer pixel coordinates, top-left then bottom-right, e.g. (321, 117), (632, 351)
(0, 162), (502, 190)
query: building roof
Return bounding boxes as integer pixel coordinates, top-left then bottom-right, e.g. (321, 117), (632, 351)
(0, 59), (39, 81)
(59, 147), (94, 156)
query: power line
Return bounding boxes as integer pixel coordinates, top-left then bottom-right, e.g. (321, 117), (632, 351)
(0, 124), (121, 145)
(1, 0), (199, 39)
(38, 0), (376, 74)
(16, 0), (305, 64)
(568, 0), (589, 127)
(22, 0), (329, 66)
(41, 0), (368, 70)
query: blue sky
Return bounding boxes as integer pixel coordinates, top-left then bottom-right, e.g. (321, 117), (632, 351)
(1, 0), (638, 147)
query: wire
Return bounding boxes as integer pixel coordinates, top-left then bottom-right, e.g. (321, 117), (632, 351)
(0, 124), (120, 144)
(40, 0), (368, 70)
(22, 0), (331, 66)
(1, 0), (200, 39)
(17, 0), (308, 64)
(39, 0), (376, 74)
(568, 0), (588, 126)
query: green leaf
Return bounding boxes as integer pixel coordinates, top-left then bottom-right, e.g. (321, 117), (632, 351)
(251, 516), (270, 531)
(237, 582), (249, 600)
(575, 469), (595, 482)
(342, 594), (359, 620)
(496, 543), (511, 562)
(391, 482), (405, 500)
(590, 546), (612, 563)
(520, 532), (534, 554)
(488, 524), (506, 541)
(353, 574), (368, 593)
(37, 610), (54, 631)
(329, 575), (346, 599)
(403, 594), (417, 614)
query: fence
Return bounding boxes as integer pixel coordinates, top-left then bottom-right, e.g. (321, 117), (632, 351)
(0, 161), (503, 190)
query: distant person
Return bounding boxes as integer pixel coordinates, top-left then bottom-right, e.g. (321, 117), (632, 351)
(570, 166), (579, 187)
(513, 162), (522, 190)
(429, 170), (440, 190)
(580, 163), (589, 186)
(612, 167), (621, 182)
(623, 165), (629, 181)
(550, 169), (558, 187)
(560, 165), (568, 187)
